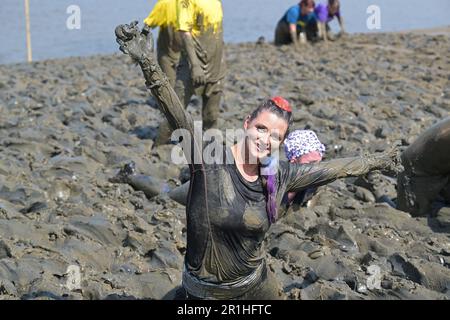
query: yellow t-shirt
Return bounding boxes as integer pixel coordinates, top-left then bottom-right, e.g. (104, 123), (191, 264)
(176, 0), (223, 36)
(144, 0), (178, 28)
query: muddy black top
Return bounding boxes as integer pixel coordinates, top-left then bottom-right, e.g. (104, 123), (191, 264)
(184, 143), (381, 283)
(136, 51), (387, 285)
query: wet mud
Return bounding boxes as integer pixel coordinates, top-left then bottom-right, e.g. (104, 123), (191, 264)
(0, 30), (449, 299)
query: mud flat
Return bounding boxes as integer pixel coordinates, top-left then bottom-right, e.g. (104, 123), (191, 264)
(0, 30), (449, 299)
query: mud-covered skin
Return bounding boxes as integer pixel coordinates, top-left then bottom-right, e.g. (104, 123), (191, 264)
(110, 162), (169, 199)
(116, 22), (198, 151)
(156, 26), (181, 87)
(110, 161), (190, 203)
(397, 117), (450, 216)
(115, 22), (400, 299)
(169, 181), (190, 206)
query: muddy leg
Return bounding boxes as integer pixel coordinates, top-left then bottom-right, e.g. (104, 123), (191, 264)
(202, 81), (222, 130)
(306, 22), (319, 41)
(109, 162), (169, 198)
(158, 53), (179, 88)
(156, 27), (180, 88)
(274, 21), (291, 46)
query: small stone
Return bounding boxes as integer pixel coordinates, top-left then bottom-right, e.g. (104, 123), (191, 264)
(304, 270), (319, 283)
(282, 262), (292, 274)
(354, 186), (376, 203)
(360, 252), (377, 266)
(366, 265), (382, 290)
(381, 279), (393, 290)
(288, 288), (302, 300)
(308, 250), (324, 260)
(0, 279), (18, 297)
(357, 284), (368, 294)
(343, 198), (360, 209)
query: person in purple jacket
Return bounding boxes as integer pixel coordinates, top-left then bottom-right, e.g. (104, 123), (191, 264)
(315, 0), (345, 42)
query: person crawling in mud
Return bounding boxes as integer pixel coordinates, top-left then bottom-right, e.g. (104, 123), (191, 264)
(314, 0), (346, 42)
(274, 0), (317, 46)
(115, 22), (400, 300)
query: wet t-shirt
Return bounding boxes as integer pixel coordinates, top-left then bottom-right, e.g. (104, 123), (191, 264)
(176, 0), (225, 82)
(144, 0), (178, 28)
(185, 145), (378, 283)
(281, 4), (316, 28)
(176, 0), (223, 37)
(144, 0), (181, 60)
(185, 146), (268, 282)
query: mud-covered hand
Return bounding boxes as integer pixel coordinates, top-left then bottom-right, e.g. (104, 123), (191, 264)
(191, 63), (206, 86)
(141, 23), (151, 35)
(369, 144), (403, 174)
(115, 21), (154, 63)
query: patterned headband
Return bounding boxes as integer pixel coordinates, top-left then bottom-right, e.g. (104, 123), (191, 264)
(284, 129), (326, 161)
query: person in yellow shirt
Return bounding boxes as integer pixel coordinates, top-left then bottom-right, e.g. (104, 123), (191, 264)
(143, 0), (180, 87)
(156, 0), (225, 146)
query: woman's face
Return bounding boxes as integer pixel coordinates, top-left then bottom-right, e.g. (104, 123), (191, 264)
(244, 110), (289, 163)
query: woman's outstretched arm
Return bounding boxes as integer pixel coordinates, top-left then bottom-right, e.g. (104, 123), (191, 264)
(115, 21), (200, 165)
(284, 147), (401, 192)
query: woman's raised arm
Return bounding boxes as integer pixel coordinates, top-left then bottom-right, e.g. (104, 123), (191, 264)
(115, 21), (200, 165)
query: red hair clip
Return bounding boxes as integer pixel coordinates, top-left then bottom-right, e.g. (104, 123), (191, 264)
(270, 96), (292, 113)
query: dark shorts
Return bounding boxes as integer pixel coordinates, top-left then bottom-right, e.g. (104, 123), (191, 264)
(171, 265), (285, 300)
(274, 20), (319, 45)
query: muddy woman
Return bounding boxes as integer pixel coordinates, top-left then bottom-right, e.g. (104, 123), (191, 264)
(115, 22), (399, 300)
(397, 117), (450, 216)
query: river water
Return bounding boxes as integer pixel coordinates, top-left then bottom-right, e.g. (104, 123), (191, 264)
(1, 0), (449, 64)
